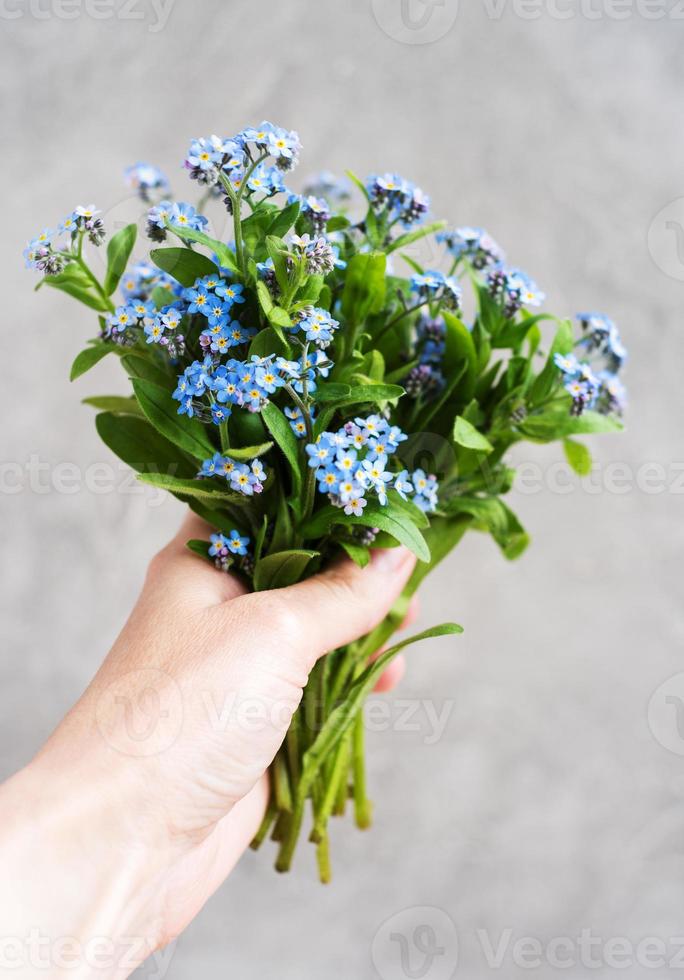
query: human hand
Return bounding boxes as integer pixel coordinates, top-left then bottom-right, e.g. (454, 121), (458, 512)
(0, 514), (416, 977)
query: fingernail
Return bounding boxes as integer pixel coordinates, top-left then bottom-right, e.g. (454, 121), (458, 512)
(370, 546), (414, 573)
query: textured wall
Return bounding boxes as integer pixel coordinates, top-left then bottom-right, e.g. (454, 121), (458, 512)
(3, 1), (684, 977)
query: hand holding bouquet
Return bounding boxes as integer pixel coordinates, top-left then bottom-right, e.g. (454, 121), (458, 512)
(26, 121), (627, 880)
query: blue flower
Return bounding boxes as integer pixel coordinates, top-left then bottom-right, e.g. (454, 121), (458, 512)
(437, 227), (504, 269)
(144, 317), (166, 344)
(124, 162), (170, 202)
(211, 404), (231, 425)
(410, 271), (462, 311)
(576, 312), (628, 372)
(247, 163), (287, 196)
(366, 173), (429, 226)
(228, 530), (250, 555)
(316, 463), (341, 494)
(360, 454), (393, 505)
(255, 361), (285, 394)
(487, 265), (544, 316)
(285, 406), (309, 439)
(206, 300), (231, 328)
(553, 352), (581, 377)
(183, 283), (212, 314)
(215, 281), (245, 307)
(411, 469), (439, 512)
(169, 202), (208, 233)
(108, 305), (137, 333)
(293, 305), (339, 345)
(394, 470), (414, 500)
(209, 529), (250, 559)
(146, 200), (174, 230)
(230, 462), (261, 496)
(160, 306), (183, 331)
(343, 492), (367, 517)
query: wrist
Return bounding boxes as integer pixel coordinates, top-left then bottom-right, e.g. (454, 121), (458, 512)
(0, 751), (172, 978)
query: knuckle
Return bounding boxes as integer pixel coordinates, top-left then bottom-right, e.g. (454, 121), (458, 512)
(145, 546), (171, 582)
(247, 591), (302, 640)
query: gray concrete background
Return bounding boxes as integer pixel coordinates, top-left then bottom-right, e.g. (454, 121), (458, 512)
(2, 1), (684, 977)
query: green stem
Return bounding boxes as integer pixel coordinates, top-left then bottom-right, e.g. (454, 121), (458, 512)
(316, 834), (332, 884)
(219, 420), (230, 453)
(250, 797), (277, 850)
(219, 152), (269, 280)
(311, 734), (351, 842)
(352, 711), (372, 829)
(273, 748), (293, 813)
(73, 251), (115, 313)
(275, 793), (306, 873)
(373, 300), (428, 346)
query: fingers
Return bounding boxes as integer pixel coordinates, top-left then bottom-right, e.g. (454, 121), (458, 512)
(146, 511), (248, 605)
(273, 547), (417, 662)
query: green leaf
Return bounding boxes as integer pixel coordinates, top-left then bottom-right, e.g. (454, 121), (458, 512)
(151, 285), (178, 309)
(44, 273), (110, 312)
(186, 539), (213, 564)
(256, 280), (273, 315)
(120, 353), (173, 388)
(295, 274), (324, 305)
(443, 497), (529, 560)
(265, 235), (291, 294)
(248, 326), (290, 359)
(387, 490), (430, 530)
(132, 378), (215, 461)
(253, 549), (319, 591)
(137, 472), (245, 503)
(298, 623), (463, 792)
(267, 199), (301, 238)
(563, 438), (593, 476)
(83, 395), (143, 416)
(302, 499), (430, 562)
(261, 401), (302, 498)
(95, 412), (196, 477)
(341, 252), (386, 324)
(70, 344), (121, 381)
(312, 383), (352, 404)
(528, 319), (574, 406)
(442, 311), (478, 401)
(345, 169), (370, 201)
(150, 247), (219, 288)
(165, 225), (239, 275)
(495, 503), (530, 560)
(520, 406), (623, 442)
(227, 441), (274, 461)
(338, 540), (370, 567)
(104, 224), (137, 295)
(313, 383), (404, 436)
(386, 220), (447, 255)
(267, 306), (292, 329)
(453, 416), (494, 453)
(326, 215), (350, 233)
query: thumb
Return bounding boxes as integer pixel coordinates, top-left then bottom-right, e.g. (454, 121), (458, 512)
(275, 546), (417, 659)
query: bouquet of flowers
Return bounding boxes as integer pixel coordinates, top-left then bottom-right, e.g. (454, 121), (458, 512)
(25, 121), (627, 881)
